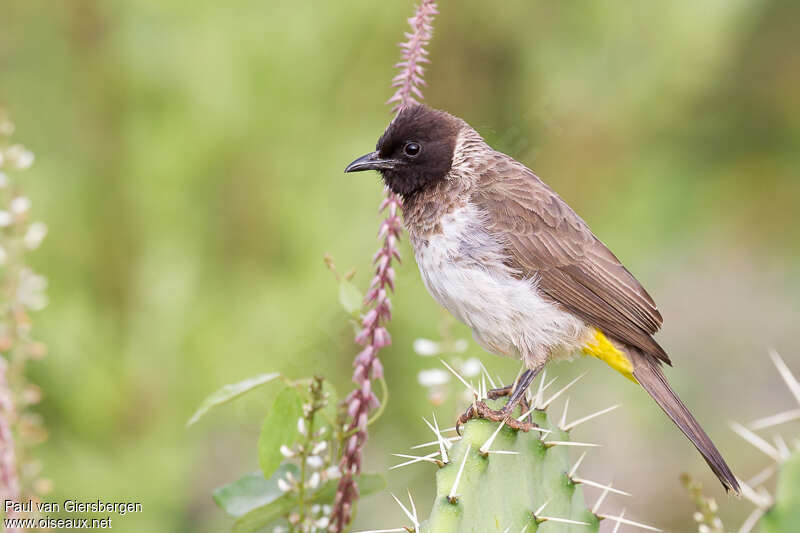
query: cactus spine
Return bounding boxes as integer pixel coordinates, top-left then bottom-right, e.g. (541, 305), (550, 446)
(420, 398), (600, 533)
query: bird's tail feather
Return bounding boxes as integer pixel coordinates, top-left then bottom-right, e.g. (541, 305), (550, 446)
(629, 348), (740, 494)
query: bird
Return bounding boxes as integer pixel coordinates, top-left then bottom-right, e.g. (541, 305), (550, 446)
(344, 104), (739, 494)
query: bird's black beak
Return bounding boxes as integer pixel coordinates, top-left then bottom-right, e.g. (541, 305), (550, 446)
(344, 151), (397, 173)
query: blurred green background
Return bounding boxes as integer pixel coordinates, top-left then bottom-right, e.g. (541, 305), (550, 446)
(2, 0), (799, 531)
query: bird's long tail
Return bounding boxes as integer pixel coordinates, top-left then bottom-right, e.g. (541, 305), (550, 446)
(629, 348), (740, 494)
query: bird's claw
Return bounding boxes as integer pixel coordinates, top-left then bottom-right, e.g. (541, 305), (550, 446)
(455, 387), (537, 435)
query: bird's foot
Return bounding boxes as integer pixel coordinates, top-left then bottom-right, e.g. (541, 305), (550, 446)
(456, 393), (536, 435)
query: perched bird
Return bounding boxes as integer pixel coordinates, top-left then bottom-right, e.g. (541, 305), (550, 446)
(345, 104), (739, 493)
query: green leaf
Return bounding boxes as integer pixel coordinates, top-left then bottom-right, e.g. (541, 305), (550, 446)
(338, 279), (363, 314)
(311, 473), (385, 504)
(213, 464), (300, 517)
(258, 386), (303, 480)
(232, 493), (297, 533)
(187, 373), (281, 427)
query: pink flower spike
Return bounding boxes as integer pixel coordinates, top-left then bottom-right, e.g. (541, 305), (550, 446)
(331, 2), (437, 531)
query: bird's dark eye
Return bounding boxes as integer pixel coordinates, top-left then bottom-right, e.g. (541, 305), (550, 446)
(404, 142), (421, 157)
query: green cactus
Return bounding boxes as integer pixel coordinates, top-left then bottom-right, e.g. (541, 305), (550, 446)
(760, 451), (800, 533)
(419, 398), (600, 533)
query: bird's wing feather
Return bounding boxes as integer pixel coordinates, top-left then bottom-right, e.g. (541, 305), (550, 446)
(470, 153), (670, 363)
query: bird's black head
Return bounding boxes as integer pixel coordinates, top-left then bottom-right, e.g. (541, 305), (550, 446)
(345, 105), (461, 198)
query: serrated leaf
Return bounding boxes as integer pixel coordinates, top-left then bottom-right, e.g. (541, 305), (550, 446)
(338, 279), (363, 314)
(258, 386), (303, 480)
(187, 373), (281, 427)
(213, 464), (300, 517)
(311, 473), (386, 504)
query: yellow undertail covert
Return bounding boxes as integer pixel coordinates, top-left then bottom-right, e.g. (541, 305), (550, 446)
(581, 328), (638, 383)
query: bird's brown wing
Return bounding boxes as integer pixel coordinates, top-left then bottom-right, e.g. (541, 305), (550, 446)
(470, 153), (670, 364)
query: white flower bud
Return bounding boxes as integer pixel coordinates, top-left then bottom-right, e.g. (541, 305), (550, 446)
(5, 145), (34, 170)
(11, 196), (31, 215)
(311, 441), (327, 455)
(417, 368), (450, 387)
(306, 455), (324, 469)
(24, 222), (47, 250)
(307, 472), (321, 490)
(412, 338), (440, 356)
(324, 466), (340, 480)
(277, 478), (292, 493)
(297, 418), (307, 436)
(279, 445), (294, 458)
(461, 357), (482, 377)
(0, 211), (11, 227)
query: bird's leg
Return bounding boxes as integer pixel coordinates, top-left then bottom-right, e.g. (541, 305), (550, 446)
(457, 366), (541, 434)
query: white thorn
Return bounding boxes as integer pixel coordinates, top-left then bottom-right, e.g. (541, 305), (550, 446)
(441, 358), (474, 395)
(592, 484), (612, 514)
(535, 369), (548, 407)
(560, 397), (570, 429)
(545, 441), (601, 448)
(746, 463), (778, 487)
(568, 451), (587, 478)
(598, 512), (662, 532)
(433, 412), (451, 450)
(533, 495), (589, 525)
(533, 497), (552, 517)
(502, 528), (510, 533)
(422, 415), (449, 463)
(391, 492), (419, 530)
(486, 450), (519, 455)
(769, 349), (800, 406)
(541, 373), (586, 409)
(520, 525), (529, 533)
(481, 374), (487, 400)
(572, 477), (631, 496)
(410, 436), (460, 450)
(731, 422), (782, 461)
(774, 433), (791, 461)
(737, 477), (773, 509)
(738, 507), (766, 533)
(407, 489), (417, 523)
(611, 509), (626, 533)
(448, 444), (471, 503)
(480, 419), (507, 455)
(390, 451), (441, 469)
(479, 361), (497, 389)
(749, 408), (800, 430)
(564, 404), (620, 431)
(538, 516), (591, 526)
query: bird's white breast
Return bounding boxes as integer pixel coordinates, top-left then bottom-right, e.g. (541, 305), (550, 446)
(411, 203), (588, 366)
